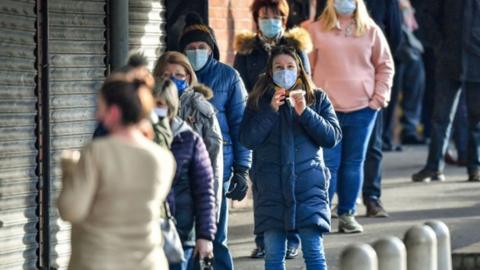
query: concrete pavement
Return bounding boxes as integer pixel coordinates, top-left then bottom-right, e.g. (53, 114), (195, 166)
(228, 145), (480, 270)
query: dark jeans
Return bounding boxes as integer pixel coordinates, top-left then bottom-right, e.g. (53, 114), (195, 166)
(212, 163), (234, 270)
(421, 48), (437, 139)
(452, 90), (469, 161)
(425, 80), (480, 174)
(325, 107), (378, 214)
(384, 57), (425, 146)
(363, 110), (384, 201)
(255, 231), (300, 250)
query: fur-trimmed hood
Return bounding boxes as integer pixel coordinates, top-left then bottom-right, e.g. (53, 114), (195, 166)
(191, 83), (213, 100)
(235, 27), (313, 55)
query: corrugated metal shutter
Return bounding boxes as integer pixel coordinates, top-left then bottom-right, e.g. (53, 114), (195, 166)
(47, 1), (107, 268)
(129, 0), (166, 70)
(0, 1), (40, 269)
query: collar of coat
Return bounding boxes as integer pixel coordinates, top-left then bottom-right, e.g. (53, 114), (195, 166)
(188, 83), (214, 100)
(234, 27), (313, 55)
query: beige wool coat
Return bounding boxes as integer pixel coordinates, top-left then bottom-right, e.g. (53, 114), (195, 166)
(58, 136), (175, 270)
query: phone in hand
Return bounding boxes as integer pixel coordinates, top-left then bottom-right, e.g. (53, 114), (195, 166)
(199, 256), (214, 270)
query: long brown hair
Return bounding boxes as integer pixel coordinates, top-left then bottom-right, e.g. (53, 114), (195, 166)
(319, 0), (371, 36)
(247, 45), (316, 110)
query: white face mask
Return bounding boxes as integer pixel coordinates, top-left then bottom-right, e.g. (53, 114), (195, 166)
(154, 106), (168, 118)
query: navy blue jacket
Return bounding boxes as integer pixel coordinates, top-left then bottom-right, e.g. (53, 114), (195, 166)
(239, 87), (342, 234)
(196, 56), (252, 181)
(168, 118), (216, 245)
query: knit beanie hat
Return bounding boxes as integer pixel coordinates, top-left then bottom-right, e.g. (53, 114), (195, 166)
(178, 13), (220, 60)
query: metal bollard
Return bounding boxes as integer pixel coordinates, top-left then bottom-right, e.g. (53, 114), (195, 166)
(372, 237), (407, 270)
(425, 220), (452, 270)
(404, 225), (438, 270)
(340, 243), (378, 270)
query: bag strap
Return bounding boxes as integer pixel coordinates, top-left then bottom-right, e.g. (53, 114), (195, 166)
(163, 202), (173, 219)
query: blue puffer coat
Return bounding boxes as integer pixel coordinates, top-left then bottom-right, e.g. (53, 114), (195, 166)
(196, 56), (252, 183)
(239, 87), (342, 234)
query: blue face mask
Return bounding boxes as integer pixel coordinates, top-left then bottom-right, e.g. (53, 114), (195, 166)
(171, 76), (188, 96)
(334, 0), (357, 16)
(186, 49), (210, 71)
(272, 69), (297, 90)
(259, 19), (283, 39)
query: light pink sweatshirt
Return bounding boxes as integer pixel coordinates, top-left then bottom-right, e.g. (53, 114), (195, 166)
(307, 19), (394, 112)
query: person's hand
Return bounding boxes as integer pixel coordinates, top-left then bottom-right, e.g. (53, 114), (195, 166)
(60, 150), (81, 178)
(195, 239), (213, 259)
(226, 166), (249, 201)
(290, 90), (306, 115)
(271, 88), (286, 112)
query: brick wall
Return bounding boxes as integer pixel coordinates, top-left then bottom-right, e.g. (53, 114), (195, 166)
(209, 0), (255, 65)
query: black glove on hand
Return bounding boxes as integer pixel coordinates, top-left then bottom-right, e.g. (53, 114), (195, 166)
(226, 166), (249, 201)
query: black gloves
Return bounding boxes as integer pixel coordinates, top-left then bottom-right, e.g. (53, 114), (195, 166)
(226, 166), (249, 201)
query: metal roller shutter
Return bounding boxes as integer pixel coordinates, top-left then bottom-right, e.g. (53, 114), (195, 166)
(0, 1), (40, 269)
(129, 0), (166, 69)
(47, 1), (107, 268)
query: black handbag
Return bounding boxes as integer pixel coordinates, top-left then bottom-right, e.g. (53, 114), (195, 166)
(160, 202), (185, 264)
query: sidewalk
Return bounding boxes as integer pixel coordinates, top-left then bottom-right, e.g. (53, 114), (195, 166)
(228, 146), (480, 270)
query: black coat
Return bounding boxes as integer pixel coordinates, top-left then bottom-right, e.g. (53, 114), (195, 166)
(415, 0), (480, 81)
(316, 0), (403, 54)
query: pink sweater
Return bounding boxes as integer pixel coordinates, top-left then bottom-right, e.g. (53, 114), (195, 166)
(307, 19), (394, 112)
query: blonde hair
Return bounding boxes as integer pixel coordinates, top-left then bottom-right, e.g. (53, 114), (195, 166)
(319, 0), (371, 36)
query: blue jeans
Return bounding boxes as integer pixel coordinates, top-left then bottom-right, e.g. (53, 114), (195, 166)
(255, 231), (300, 250)
(212, 159), (234, 270)
(264, 228), (327, 270)
(363, 110), (384, 201)
(425, 80), (480, 174)
(170, 247), (194, 270)
(324, 107), (378, 214)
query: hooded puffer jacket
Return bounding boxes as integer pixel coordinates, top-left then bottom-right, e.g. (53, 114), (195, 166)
(239, 84), (342, 234)
(178, 84), (223, 216)
(233, 27), (313, 92)
(196, 57), (252, 185)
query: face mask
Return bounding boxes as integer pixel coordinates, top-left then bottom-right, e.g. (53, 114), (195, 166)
(154, 106), (168, 118)
(272, 69), (297, 90)
(186, 49), (210, 71)
(171, 76), (188, 96)
(259, 18), (283, 39)
(334, 0), (357, 16)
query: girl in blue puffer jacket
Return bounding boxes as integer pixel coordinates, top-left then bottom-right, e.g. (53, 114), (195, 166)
(239, 46), (342, 270)
(154, 80), (217, 270)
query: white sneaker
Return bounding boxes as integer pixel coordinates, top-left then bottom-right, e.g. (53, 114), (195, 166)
(338, 214), (363, 233)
